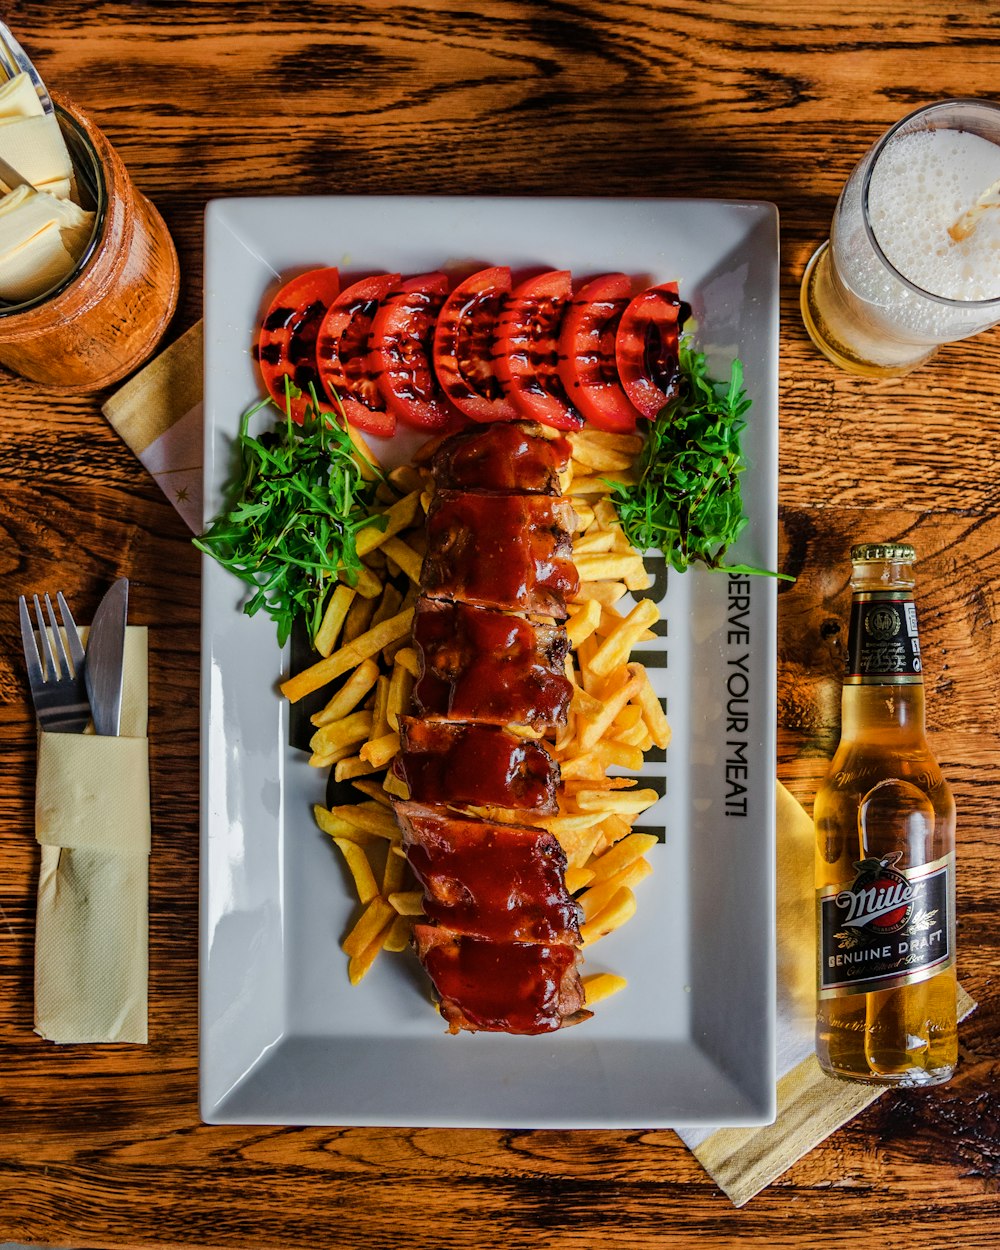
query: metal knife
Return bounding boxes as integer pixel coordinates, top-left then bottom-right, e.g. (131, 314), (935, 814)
(85, 578), (129, 736)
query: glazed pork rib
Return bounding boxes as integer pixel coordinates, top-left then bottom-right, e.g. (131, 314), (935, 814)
(395, 802), (581, 944)
(395, 716), (560, 814)
(395, 420), (590, 1035)
(421, 489), (579, 618)
(411, 925), (589, 1036)
(428, 420), (572, 495)
(412, 598), (572, 729)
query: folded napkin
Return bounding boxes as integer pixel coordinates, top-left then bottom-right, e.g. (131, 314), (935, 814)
(103, 328), (976, 1188)
(0, 71), (94, 301)
(34, 626), (150, 1044)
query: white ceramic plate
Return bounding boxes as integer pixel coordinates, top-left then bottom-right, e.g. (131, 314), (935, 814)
(200, 196), (779, 1128)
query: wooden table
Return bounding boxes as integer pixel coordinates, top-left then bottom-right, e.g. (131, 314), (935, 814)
(1, 3), (998, 1245)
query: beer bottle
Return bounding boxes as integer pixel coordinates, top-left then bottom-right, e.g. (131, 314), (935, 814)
(814, 543), (957, 1085)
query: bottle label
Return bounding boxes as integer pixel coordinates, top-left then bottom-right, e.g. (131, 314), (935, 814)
(818, 852), (954, 997)
(845, 592), (922, 685)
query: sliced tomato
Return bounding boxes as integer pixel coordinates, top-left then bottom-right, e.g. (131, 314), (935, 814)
(556, 273), (637, 432)
(432, 266), (516, 423)
(614, 281), (684, 419)
(493, 270), (583, 431)
(316, 273), (400, 437)
(255, 267), (341, 422)
(370, 273), (454, 430)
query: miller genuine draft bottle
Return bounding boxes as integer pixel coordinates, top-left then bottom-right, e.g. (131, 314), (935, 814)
(814, 543), (957, 1085)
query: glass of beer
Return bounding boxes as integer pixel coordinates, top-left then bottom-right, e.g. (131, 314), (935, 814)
(800, 99), (1000, 378)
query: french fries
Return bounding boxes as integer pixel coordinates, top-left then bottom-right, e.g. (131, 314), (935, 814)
(290, 421), (669, 991)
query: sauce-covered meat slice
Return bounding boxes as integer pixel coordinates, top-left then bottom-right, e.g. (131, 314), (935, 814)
(395, 717), (559, 813)
(430, 420), (572, 494)
(412, 925), (591, 1035)
(412, 599), (571, 728)
(421, 490), (579, 617)
(395, 802), (581, 943)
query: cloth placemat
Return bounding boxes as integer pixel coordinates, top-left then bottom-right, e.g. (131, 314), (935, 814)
(103, 324), (976, 1197)
(34, 626), (150, 1044)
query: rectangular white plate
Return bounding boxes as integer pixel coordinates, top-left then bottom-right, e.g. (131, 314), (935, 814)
(200, 196), (779, 1128)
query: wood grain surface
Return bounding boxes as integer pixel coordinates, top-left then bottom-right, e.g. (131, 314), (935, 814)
(1, 1), (999, 1246)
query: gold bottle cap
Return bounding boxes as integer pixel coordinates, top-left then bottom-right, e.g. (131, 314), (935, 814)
(851, 542), (916, 563)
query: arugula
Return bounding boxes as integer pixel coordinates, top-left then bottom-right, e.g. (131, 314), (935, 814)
(609, 338), (788, 579)
(194, 389), (386, 647)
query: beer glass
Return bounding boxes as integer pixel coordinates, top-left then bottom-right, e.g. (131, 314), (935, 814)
(800, 99), (1000, 378)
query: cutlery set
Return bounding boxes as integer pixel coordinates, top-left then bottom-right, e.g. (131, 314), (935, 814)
(18, 579), (129, 735)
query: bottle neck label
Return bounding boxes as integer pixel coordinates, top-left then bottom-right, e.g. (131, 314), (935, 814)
(846, 591), (922, 685)
(817, 852), (954, 997)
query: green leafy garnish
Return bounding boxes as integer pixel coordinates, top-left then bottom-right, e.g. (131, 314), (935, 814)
(609, 338), (788, 579)
(194, 390), (386, 647)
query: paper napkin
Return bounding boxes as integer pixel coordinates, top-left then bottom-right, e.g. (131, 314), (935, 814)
(102, 328), (978, 1190)
(33, 626), (150, 1044)
(0, 72), (94, 301)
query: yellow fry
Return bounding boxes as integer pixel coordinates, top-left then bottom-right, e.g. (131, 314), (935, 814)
(571, 581), (628, 607)
(351, 778), (393, 807)
(387, 464), (425, 495)
(392, 646), (420, 678)
(342, 897), (395, 957)
(341, 422), (382, 479)
(582, 972), (628, 1005)
(329, 801), (401, 840)
(280, 607), (414, 703)
(567, 436), (637, 472)
(573, 530), (616, 555)
(570, 429), (644, 458)
(386, 659), (414, 731)
(313, 804), (378, 846)
(311, 660), (381, 726)
(360, 730), (401, 770)
(355, 490), (421, 557)
(580, 886), (637, 945)
(370, 581), (403, 630)
(382, 770), (409, 800)
(588, 832), (659, 883)
(314, 584), (357, 658)
(564, 865), (596, 893)
(345, 565), (382, 599)
(382, 844), (407, 894)
(332, 837), (380, 904)
(348, 918), (396, 983)
(309, 710), (374, 758)
(382, 913), (414, 952)
(572, 501), (596, 531)
(333, 754), (378, 782)
(587, 598), (659, 679)
(579, 857), (652, 921)
(388, 889), (425, 915)
(577, 671), (643, 753)
(381, 535), (423, 584)
(565, 597), (602, 648)
(631, 663), (672, 750)
(341, 590), (378, 643)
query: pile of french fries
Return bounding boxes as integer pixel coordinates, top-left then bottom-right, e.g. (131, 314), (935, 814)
(280, 425), (671, 1004)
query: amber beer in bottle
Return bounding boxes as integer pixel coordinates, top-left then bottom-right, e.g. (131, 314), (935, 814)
(814, 543), (957, 1085)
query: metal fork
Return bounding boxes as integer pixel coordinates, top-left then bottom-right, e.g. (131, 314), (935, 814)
(18, 591), (91, 732)
(0, 21), (53, 115)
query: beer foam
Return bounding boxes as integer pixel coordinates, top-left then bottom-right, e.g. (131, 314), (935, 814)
(868, 128), (1000, 301)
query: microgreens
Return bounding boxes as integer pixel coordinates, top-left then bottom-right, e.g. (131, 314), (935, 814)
(609, 338), (789, 579)
(194, 384), (386, 647)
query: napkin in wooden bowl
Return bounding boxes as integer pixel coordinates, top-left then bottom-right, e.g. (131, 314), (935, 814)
(33, 625), (150, 1044)
(102, 326), (977, 1192)
(0, 72), (95, 303)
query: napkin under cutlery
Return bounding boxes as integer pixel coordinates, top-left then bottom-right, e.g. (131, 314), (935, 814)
(33, 623), (150, 1044)
(101, 324), (977, 1197)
